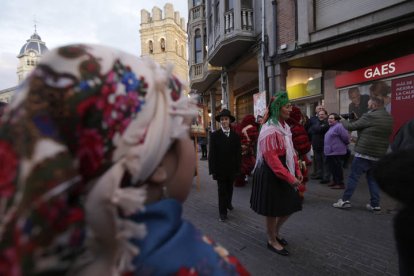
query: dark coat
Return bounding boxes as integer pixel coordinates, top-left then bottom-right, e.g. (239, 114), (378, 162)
(309, 119), (329, 152)
(208, 129), (241, 179)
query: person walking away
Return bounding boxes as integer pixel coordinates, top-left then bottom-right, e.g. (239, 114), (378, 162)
(324, 113), (350, 189)
(198, 135), (208, 160)
(250, 92), (303, 256)
(333, 95), (393, 211)
(309, 109), (330, 183)
(209, 109), (242, 222)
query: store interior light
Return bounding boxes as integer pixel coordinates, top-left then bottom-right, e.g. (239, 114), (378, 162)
(208, 113), (211, 117)
(308, 77), (314, 81)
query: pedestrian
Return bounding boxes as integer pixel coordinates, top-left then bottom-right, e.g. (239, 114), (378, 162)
(0, 44), (249, 275)
(305, 105), (325, 176)
(234, 114), (259, 187)
(208, 109), (242, 222)
(333, 96), (393, 211)
(250, 91), (303, 256)
(198, 134), (208, 160)
(309, 109), (331, 184)
(324, 113), (350, 189)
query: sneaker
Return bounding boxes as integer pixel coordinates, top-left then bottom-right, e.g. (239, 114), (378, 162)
(366, 204), (381, 212)
(333, 199), (351, 209)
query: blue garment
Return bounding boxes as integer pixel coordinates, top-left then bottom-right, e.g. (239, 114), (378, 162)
(130, 199), (248, 275)
(342, 157), (380, 207)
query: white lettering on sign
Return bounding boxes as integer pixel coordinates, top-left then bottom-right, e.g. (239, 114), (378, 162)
(364, 62), (396, 79)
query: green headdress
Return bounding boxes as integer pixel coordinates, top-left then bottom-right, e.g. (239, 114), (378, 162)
(268, 91), (290, 124)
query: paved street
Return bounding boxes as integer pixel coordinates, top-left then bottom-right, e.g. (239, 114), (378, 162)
(183, 155), (400, 276)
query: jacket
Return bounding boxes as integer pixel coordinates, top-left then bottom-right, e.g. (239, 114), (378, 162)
(309, 119), (329, 152)
(324, 122), (349, 156)
(208, 129), (242, 178)
(342, 108), (393, 158)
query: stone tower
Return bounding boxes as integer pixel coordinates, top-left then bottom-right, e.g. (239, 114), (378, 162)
(17, 28), (48, 83)
(140, 3), (188, 83)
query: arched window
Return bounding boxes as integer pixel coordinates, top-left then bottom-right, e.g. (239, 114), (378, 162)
(194, 29), (202, 63)
(149, 40), (153, 54)
(160, 38), (166, 52)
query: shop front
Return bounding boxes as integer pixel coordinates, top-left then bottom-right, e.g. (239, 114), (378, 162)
(286, 68), (324, 117)
(335, 53), (414, 139)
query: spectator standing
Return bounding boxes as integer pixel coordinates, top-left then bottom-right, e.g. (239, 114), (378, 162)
(333, 96), (393, 211)
(309, 109), (330, 183)
(198, 134), (208, 160)
(324, 113), (350, 189)
(208, 109), (242, 222)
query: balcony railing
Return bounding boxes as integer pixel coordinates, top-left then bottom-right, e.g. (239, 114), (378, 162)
(192, 63), (203, 79)
(241, 8), (253, 30)
(224, 10), (234, 34)
(191, 5), (205, 21)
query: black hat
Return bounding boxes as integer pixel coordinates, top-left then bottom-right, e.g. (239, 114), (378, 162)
(215, 109), (235, 123)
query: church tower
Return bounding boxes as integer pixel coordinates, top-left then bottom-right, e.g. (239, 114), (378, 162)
(140, 3), (188, 83)
(16, 27), (48, 82)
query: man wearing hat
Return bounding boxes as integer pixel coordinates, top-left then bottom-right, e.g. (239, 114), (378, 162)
(209, 109), (242, 222)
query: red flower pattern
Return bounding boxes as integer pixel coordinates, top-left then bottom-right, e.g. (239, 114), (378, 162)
(76, 129), (104, 178)
(0, 141), (17, 198)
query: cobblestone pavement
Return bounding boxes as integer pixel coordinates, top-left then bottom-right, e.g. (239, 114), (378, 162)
(183, 156), (400, 276)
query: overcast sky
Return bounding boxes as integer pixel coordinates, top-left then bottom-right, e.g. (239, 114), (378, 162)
(0, 0), (188, 90)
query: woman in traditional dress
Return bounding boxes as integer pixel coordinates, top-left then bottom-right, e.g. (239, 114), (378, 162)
(250, 92), (303, 256)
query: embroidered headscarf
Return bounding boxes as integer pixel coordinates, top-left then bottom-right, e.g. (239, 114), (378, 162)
(0, 44), (196, 275)
(254, 91), (296, 175)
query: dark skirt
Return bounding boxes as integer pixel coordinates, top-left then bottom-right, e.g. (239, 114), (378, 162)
(250, 157), (302, 217)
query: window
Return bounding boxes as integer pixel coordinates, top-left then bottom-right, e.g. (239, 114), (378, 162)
(241, 0), (252, 9)
(225, 0), (233, 11)
(31, 60), (35, 66)
(194, 29), (202, 63)
(193, 0), (202, 6)
(160, 38), (166, 52)
(149, 40), (153, 54)
(27, 60), (30, 65)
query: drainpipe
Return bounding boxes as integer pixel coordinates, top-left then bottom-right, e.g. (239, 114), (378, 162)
(261, 0), (267, 98)
(269, 0), (277, 97)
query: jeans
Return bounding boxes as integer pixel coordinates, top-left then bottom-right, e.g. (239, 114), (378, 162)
(326, 155), (344, 184)
(342, 156), (380, 207)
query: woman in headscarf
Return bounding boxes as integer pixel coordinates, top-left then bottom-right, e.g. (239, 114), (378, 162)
(0, 44), (248, 275)
(250, 92), (303, 256)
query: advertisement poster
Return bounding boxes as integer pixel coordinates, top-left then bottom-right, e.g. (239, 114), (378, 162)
(253, 91), (266, 119)
(190, 105), (206, 136)
(391, 75), (414, 138)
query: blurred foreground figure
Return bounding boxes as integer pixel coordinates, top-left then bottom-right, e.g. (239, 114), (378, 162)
(0, 44), (249, 275)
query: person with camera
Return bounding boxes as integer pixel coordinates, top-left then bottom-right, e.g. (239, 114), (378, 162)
(333, 96), (393, 211)
(348, 87), (370, 119)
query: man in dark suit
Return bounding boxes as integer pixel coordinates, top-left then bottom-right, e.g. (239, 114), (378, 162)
(208, 109), (241, 222)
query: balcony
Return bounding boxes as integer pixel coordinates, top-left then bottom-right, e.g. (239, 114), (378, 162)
(190, 62), (221, 92)
(190, 4), (206, 22)
(208, 8), (255, 67)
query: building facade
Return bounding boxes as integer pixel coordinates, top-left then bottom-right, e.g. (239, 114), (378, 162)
(188, 0), (261, 130)
(0, 29), (48, 103)
(140, 3), (189, 83)
(189, 0), (414, 135)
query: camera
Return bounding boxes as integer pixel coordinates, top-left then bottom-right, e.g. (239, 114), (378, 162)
(340, 112), (356, 120)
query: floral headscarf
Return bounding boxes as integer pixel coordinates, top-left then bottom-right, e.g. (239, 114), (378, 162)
(0, 44), (196, 275)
